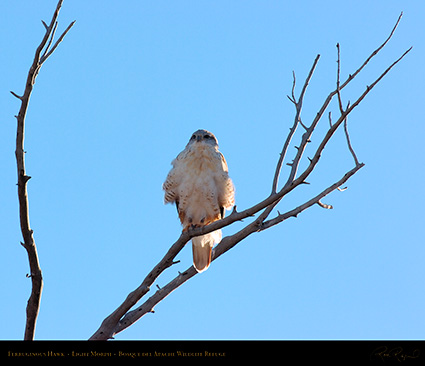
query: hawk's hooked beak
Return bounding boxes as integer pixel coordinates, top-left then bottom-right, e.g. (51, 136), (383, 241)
(196, 135), (202, 142)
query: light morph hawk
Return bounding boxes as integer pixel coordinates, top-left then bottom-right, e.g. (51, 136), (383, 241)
(163, 129), (235, 272)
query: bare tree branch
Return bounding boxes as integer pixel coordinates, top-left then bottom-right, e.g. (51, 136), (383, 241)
(108, 162), (364, 336)
(89, 13), (410, 340)
(339, 12), (404, 91)
(272, 54), (320, 194)
(40, 20), (76, 64)
(261, 164), (364, 231)
(41, 21), (58, 61)
(343, 102), (360, 166)
(336, 43), (345, 114)
(11, 0), (74, 341)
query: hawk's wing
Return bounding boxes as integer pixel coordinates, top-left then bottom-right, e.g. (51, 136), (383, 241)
(162, 149), (187, 205)
(216, 152), (235, 211)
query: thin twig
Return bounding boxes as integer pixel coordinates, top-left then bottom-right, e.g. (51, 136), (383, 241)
(273, 57), (320, 193)
(284, 12), (405, 188)
(278, 54), (320, 189)
(288, 70), (297, 104)
(317, 200), (333, 209)
(343, 102), (360, 166)
(336, 43), (344, 113)
(41, 20), (49, 30)
(10, 91), (23, 100)
(260, 164), (364, 231)
(41, 21), (58, 61)
(292, 45), (411, 193)
(339, 12), (404, 90)
(40, 20), (76, 64)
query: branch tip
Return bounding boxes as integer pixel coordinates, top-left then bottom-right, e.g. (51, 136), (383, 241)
(317, 200), (333, 209)
(10, 91), (23, 100)
(299, 120), (308, 130)
(22, 175), (32, 183)
(287, 95), (296, 104)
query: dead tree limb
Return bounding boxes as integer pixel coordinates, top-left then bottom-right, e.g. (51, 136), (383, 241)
(90, 13), (411, 340)
(11, 0), (75, 340)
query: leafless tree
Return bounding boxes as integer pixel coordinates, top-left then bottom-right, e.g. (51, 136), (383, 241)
(11, 1), (75, 340)
(12, 1), (410, 340)
(89, 15), (411, 340)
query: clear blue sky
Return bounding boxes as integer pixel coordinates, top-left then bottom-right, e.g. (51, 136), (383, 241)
(1, 1), (424, 340)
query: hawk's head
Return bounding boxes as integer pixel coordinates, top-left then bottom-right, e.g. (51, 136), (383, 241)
(187, 129), (218, 148)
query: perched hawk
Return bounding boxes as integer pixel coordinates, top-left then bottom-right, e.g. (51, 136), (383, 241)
(163, 129), (235, 272)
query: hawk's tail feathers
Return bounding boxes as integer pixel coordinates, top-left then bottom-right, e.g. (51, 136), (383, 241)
(192, 230), (222, 273)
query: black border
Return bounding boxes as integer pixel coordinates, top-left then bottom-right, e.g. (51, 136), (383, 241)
(1, 340), (424, 364)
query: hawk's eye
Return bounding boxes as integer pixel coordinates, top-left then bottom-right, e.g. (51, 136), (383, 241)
(191, 135), (196, 140)
(203, 135), (211, 139)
